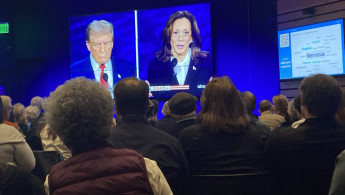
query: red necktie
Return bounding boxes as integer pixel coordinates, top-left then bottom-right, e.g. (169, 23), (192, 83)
(99, 64), (108, 88)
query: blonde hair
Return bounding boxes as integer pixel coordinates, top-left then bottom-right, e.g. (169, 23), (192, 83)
(13, 103), (28, 125)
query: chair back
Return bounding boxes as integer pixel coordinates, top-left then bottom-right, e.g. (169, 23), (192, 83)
(187, 172), (271, 195)
(0, 162), (45, 195)
(31, 150), (64, 181)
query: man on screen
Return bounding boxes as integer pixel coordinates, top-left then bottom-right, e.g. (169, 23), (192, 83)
(71, 20), (135, 92)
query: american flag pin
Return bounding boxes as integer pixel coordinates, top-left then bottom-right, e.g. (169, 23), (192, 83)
(193, 66), (196, 70)
(118, 74), (121, 78)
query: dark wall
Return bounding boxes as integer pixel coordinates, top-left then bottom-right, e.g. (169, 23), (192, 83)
(1, 0), (46, 104)
(1, 0), (278, 111)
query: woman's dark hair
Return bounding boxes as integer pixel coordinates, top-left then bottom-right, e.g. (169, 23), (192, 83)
(197, 76), (249, 134)
(155, 10), (208, 63)
(272, 94), (289, 120)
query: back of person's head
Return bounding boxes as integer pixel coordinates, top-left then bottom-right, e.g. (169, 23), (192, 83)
(0, 97), (3, 123)
(25, 105), (40, 123)
(169, 92), (197, 120)
(300, 74), (343, 121)
(288, 99), (299, 123)
(242, 91), (256, 114)
(272, 94), (289, 118)
(113, 77), (149, 118)
(1, 96), (12, 120)
(30, 96), (44, 112)
(86, 20), (114, 41)
(197, 76), (249, 134)
(161, 101), (171, 117)
(293, 94), (302, 114)
(151, 100), (159, 117)
(13, 103), (27, 125)
(145, 100), (155, 118)
(259, 100), (272, 113)
(44, 77), (114, 155)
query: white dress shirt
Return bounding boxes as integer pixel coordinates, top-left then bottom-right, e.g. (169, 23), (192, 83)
(90, 54), (114, 90)
(172, 48), (191, 85)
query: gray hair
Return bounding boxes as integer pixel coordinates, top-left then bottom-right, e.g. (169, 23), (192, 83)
(86, 20), (114, 41)
(30, 96), (44, 111)
(161, 101), (171, 116)
(13, 103), (27, 125)
(44, 77), (114, 155)
(0, 96), (12, 111)
(25, 105), (40, 123)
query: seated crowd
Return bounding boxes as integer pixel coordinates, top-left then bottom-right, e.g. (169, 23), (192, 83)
(0, 73), (344, 195)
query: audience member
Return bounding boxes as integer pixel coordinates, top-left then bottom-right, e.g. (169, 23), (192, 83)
(26, 97), (45, 150)
(13, 103), (29, 135)
(287, 99), (298, 123)
(265, 74), (345, 195)
(40, 124), (72, 160)
(272, 94), (290, 126)
(44, 77), (171, 194)
(25, 106), (40, 129)
(25, 105), (40, 140)
(242, 91), (271, 141)
(0, 97), (35, 172)
(0, 95), (20, 130)
(329, 150), (345, 195)
(0, 161), (45, 195)
(163, 92), (197, 139)
(258, 100), (285, 131)
(156, 101), (177, 131)
(146, 100), (158, 127)
(179, 76), (266, 175)
(30, 96), (44, 113)
(108, 77), (188, 195)
(291, 94), (305, 128)
(151, 100), (159, 119)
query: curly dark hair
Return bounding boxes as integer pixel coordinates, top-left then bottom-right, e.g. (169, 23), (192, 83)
(44, 77), (114, 155)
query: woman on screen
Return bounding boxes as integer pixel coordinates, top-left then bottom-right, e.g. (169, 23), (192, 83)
(147, 10), (212, 97)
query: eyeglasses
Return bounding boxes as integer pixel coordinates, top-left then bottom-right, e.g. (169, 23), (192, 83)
(88, 41), (113, 50)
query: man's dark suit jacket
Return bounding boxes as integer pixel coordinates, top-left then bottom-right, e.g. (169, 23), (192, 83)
(70, 56), (136, 84)
(164, 118), (196, 139)
(147, 56), (212, 98)
(108, 116), (189, 195)
(265, 118), (345, 195)
(156, 116), (177, 131)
